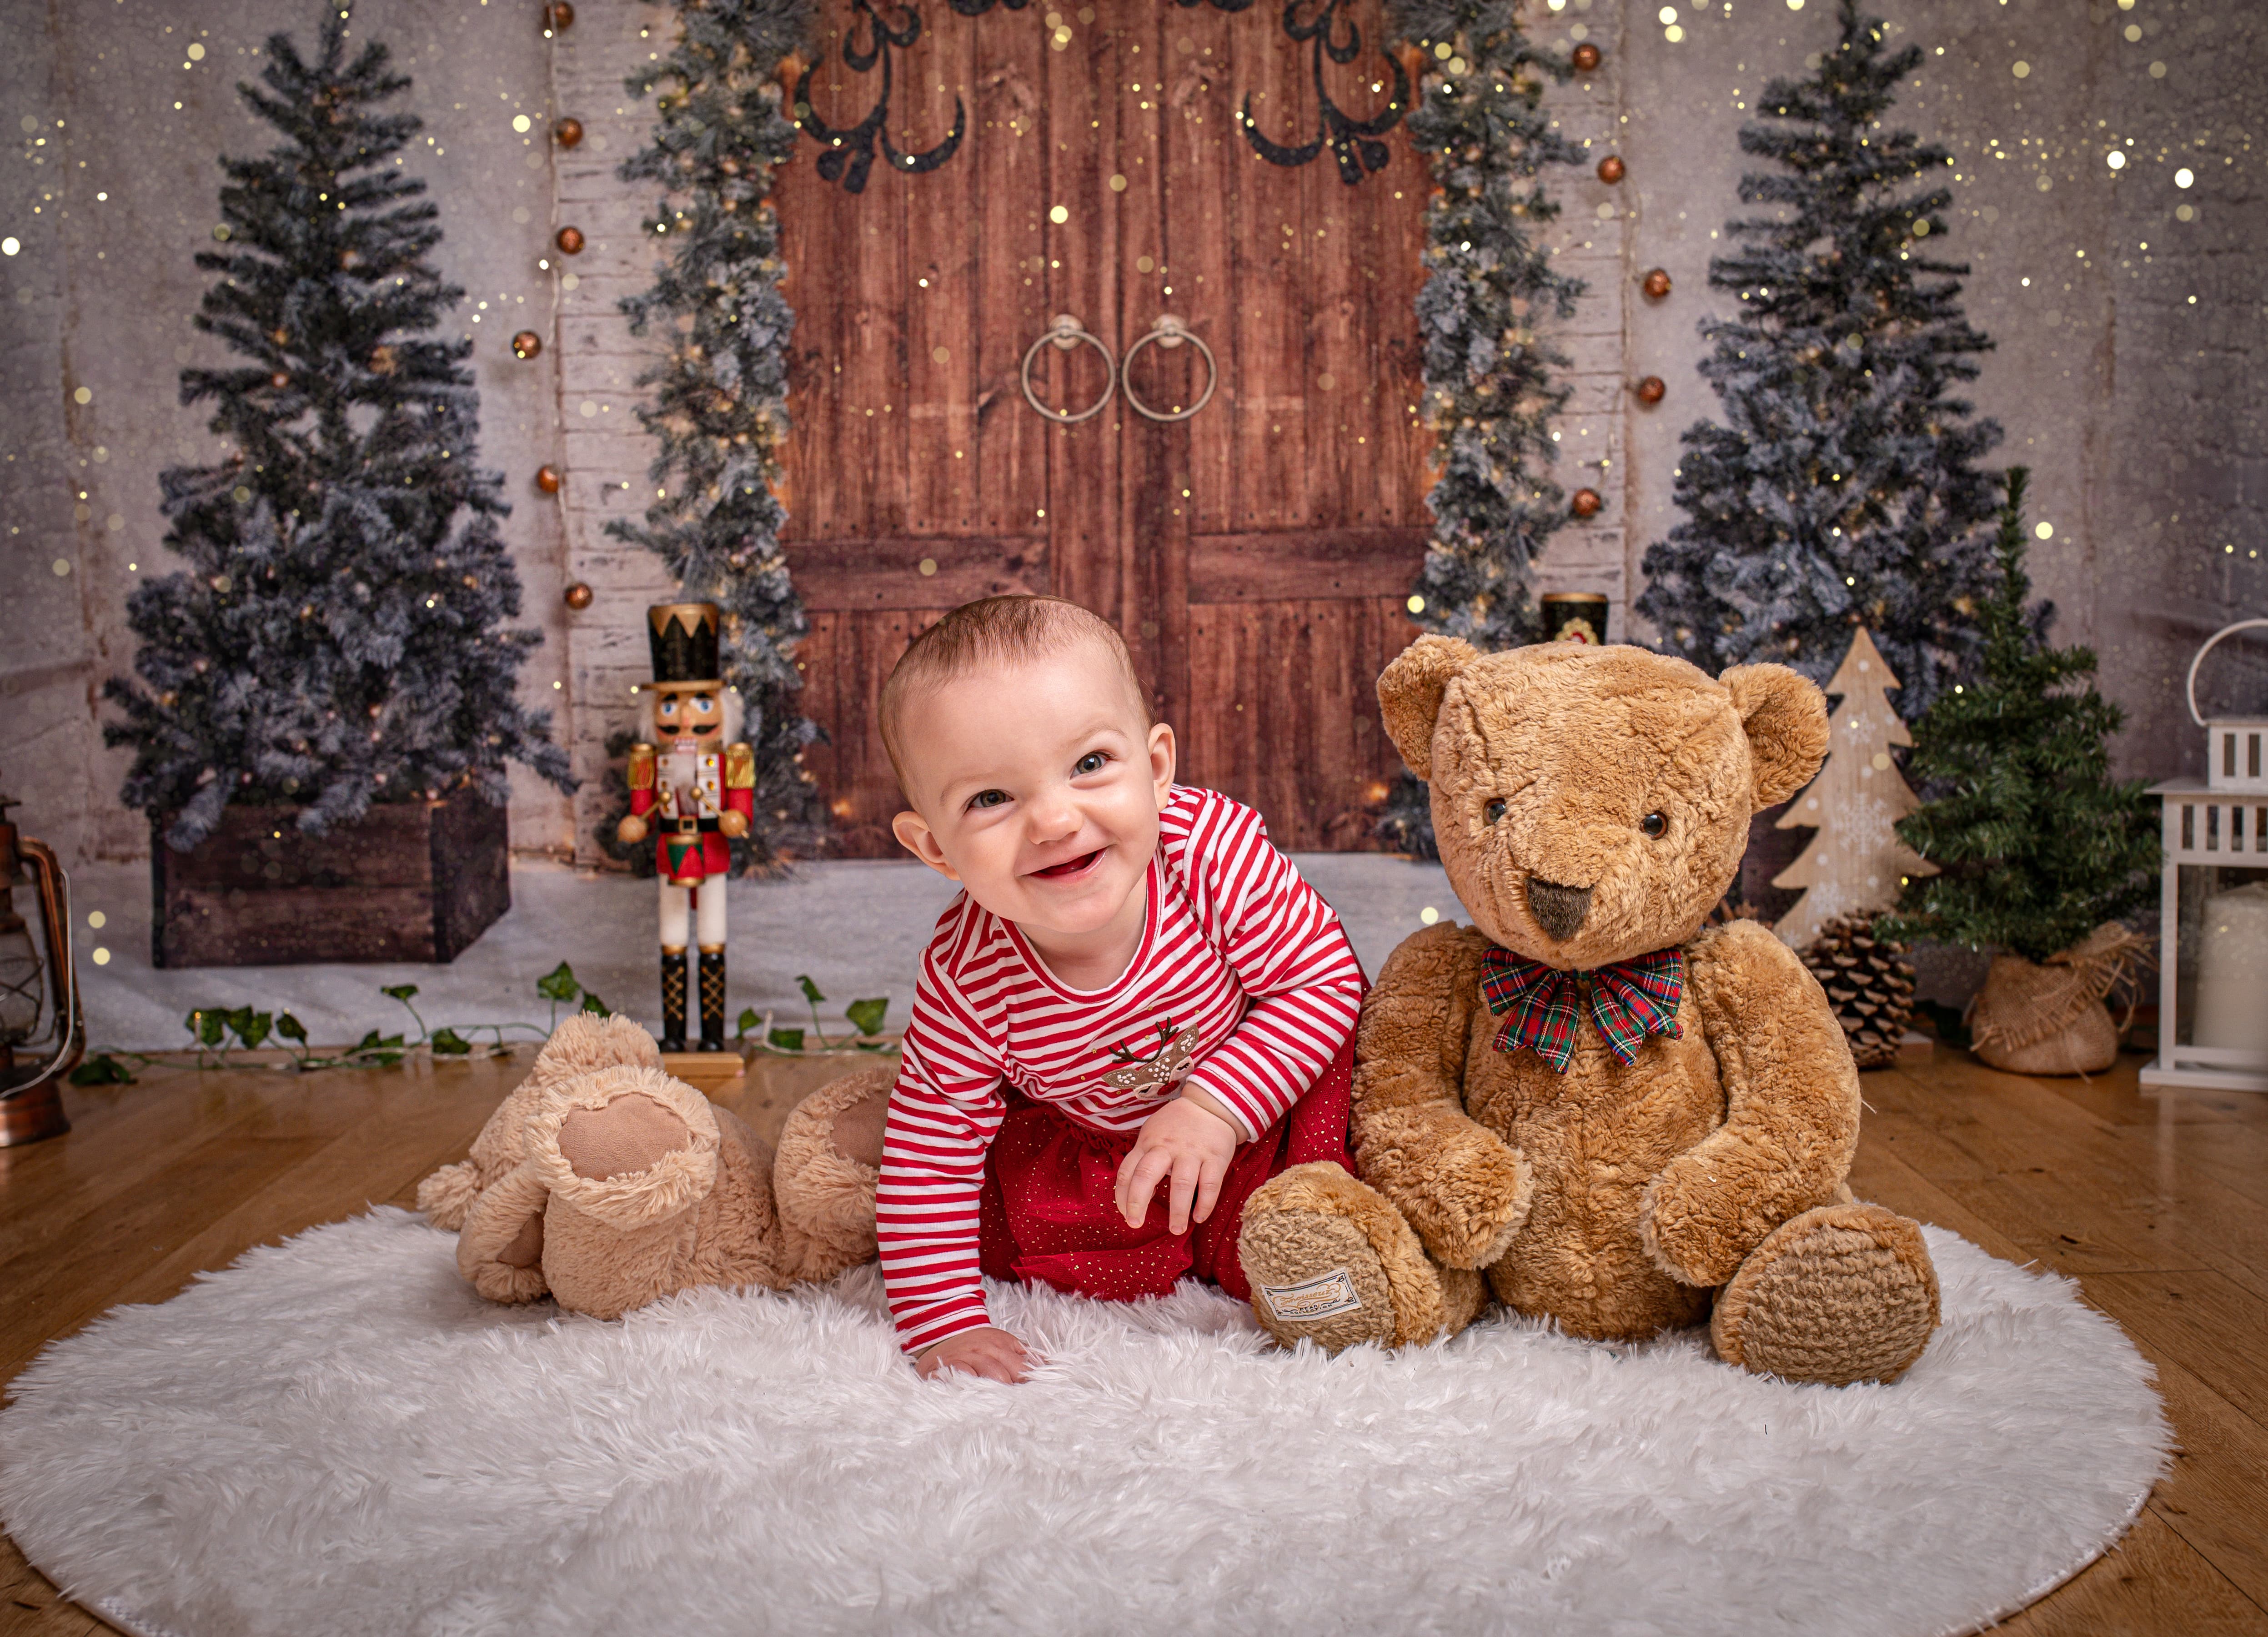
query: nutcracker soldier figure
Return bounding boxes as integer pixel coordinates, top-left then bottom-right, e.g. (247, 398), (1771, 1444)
(615, 603), (753, 1052)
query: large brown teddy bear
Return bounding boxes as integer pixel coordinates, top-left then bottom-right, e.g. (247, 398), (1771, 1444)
(1234, 637), (1941, 1385)
(418, 1014), (888, 1320)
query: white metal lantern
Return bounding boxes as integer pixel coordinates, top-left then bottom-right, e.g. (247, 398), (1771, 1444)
(2143, 619), (2268, 1093)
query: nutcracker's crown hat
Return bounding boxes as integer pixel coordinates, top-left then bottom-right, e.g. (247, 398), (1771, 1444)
(647, 603), (722, 686)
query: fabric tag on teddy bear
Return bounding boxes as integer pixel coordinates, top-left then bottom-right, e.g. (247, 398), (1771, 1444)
(1258, 1268), (1364, 1323)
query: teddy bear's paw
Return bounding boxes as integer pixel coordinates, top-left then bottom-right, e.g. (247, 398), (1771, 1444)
(1239, 1163), (1476, 1354)
(1709, 1204), (1941, 1386)
(455, 1164), (554, 1305)
(773, 1069), (890, 1281)
(527, 1065), (721, 1231)
(416, 1160), (481, 1232)
(1355, 1113), (1532, 1271)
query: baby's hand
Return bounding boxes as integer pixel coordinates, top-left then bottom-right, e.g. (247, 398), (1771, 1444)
(1115, 1094), (1239, 1234)
(916, 1326), (1035, 1384)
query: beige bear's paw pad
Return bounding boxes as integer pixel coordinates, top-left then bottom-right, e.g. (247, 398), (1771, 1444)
(1710, 1204), (1941, 1387)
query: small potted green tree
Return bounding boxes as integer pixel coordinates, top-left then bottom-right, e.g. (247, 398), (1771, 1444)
(1881, 470), (2160, 1073)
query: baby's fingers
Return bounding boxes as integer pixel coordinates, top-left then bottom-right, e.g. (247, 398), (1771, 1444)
(1167, 1150), (1203, 1236)
(1192, 1150), (1228, 1225)
(1117, 1141), (1171, 1229)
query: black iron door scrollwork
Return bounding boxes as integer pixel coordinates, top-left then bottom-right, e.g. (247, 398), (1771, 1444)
(1239, 0), (1409, 184)
(795, 0), (966, 193)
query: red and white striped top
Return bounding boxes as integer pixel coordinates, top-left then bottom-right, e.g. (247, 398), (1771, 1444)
(876, 785), (1367, 1355)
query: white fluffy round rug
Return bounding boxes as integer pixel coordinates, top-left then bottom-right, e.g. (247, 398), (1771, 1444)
(1, 1210), (2167, 1637)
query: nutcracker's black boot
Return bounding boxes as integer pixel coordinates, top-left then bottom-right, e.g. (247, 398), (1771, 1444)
(697, 948), (728, 1052)
(658, 949), (689, 1053)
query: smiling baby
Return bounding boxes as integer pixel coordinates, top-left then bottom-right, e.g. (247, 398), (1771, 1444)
(875, 595), (1367, 1382)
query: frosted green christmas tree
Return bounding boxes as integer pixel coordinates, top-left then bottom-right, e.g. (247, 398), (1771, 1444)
(105, 6), (571, 851)
(1636, 0), (2002, 724)
(1391, 0), (1587, 653)
(608, 0), (822, 873)
(1378, 0), (1586, 856)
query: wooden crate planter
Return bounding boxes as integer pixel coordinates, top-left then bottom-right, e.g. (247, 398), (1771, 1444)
(152, 795), (511, 968)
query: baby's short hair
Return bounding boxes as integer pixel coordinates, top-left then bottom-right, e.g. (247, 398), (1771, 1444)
(879, 595), (1147, 788)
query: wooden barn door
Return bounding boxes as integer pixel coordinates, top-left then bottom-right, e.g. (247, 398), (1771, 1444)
(777, 0), (1429, 857)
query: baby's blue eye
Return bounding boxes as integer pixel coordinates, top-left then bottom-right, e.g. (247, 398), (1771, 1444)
(968, 789), (1009, 810)
(1074, 752), (1108, 776)
(1483, 798), (1508, 825)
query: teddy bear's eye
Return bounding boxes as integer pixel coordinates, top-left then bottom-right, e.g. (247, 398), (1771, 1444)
(1483, 798), (1508, 825)
(1641, 811), (1668, 838)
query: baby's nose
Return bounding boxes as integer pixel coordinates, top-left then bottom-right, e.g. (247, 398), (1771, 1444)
(1026, 791), (1081, 841)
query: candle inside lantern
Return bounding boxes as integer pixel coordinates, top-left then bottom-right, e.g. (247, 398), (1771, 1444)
(2195, 880), (2268, 1053)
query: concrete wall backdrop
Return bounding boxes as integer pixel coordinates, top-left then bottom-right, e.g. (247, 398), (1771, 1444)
(2, 0), (2261, 876)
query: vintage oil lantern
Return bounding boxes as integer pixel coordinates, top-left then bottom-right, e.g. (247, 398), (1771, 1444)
(0, 782), (83, 1146)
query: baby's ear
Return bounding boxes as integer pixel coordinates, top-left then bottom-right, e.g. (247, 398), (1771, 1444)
(1722, 663), (1829, 809)
(1378, 635), (1480, 779)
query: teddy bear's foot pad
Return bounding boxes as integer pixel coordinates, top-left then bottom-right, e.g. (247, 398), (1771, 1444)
(1248, 1210), (1398, 1353)
(1711, 1203), (1941, 1386)
(1240, 1163), (1482, 1353)
(559, 1092), (692, 1180)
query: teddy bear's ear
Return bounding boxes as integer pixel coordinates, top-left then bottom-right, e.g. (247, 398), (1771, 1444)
(1722, 663), (1830, 809)
(1377, 634), (1480, 779)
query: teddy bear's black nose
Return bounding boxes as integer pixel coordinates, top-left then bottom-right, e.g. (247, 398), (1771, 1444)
(1525, 877), (1592, 942)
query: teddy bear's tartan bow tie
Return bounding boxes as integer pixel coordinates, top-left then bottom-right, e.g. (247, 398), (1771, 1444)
(1479, 946), (1686, 1074)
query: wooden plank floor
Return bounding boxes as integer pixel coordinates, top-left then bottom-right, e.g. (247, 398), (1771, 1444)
(4, 1045), (2265, 1635)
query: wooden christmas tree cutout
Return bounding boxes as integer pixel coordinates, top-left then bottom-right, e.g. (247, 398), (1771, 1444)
(1772, 628), (1937, 950)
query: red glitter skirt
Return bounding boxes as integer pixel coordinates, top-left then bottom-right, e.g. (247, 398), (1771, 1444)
(975, 1035), (1356, 1304)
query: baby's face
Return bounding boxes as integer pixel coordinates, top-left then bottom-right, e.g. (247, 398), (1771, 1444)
(891, 639), (1174, 944)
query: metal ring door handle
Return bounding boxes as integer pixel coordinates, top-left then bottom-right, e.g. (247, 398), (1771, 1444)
(1119, 314), (1217, 423)
(1020, 315), (1117, 424)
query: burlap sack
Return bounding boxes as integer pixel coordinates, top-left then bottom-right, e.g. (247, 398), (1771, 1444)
(1968, 923), (2156, 1077)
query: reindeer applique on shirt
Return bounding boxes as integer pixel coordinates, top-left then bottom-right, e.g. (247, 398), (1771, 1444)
(1099, 1020), (1201, 1096)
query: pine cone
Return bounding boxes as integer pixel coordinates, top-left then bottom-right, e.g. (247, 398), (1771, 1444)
(1799, 913), (1918, 1070)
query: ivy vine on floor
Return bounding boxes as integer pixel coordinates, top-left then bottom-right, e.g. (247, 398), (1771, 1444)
(69, 963), (894, 1085)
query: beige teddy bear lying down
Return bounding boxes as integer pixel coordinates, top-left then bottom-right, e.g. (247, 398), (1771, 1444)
(417, 1015), (888, 1321)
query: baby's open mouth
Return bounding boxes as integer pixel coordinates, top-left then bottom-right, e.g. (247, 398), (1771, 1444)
(1030, 849), (1104, 880)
